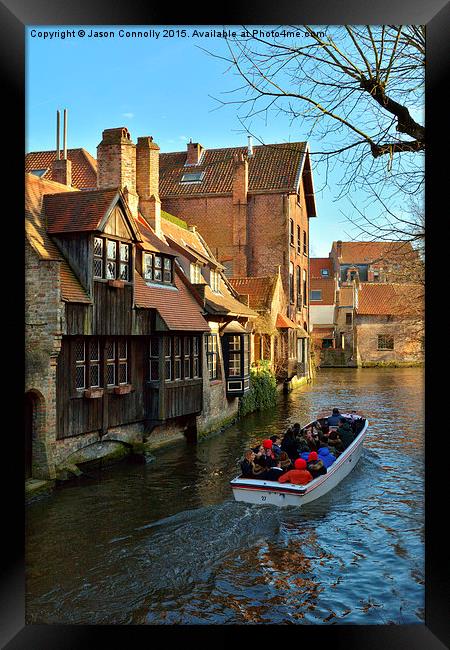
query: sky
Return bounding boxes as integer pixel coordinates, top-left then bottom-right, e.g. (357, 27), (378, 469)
(25, 25), (423, 258)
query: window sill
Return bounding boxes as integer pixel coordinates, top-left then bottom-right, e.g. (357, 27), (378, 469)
(83, 388), (104, 399)
(108, 279), (126, 289)
(113, 384), (133, 395)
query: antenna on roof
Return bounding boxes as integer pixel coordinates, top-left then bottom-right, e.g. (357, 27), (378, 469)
(63, 108), (68, 160)
(56, 110), (61, 160)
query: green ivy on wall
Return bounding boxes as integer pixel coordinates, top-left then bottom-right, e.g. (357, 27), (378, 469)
(238, 361), (278, 417)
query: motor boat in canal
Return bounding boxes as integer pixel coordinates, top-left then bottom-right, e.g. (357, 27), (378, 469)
(230, 415), (369, 507)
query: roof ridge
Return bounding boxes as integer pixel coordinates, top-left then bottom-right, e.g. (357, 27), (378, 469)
(160, 141), (307, 156)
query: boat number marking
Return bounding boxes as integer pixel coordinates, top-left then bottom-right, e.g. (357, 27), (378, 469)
(261, 495), (267, 501)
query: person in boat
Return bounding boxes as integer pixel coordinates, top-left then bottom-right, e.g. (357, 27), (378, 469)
(240, 450), (268, 479)
(306, 451), (327, 478)
(278, 451), (293, 473)
(262, 439), (278, 466)
(327, 430), (343, 454)
(301, 426), (318, 452)
(278, 458), (313, 485)
(336, 418), (356, 450)
(327, 408), (342, 427)
(317, 443), (336, 469)
(270, 435), (282, 457)
(280, 427), (300, 461)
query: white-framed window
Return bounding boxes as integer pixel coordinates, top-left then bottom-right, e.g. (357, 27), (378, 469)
(143, 253), (173, 284)
(210, 269), (220, 293)
(321, 268), (329, 277)
(190, 263), (202, 284)
(93, 236), (131, 282)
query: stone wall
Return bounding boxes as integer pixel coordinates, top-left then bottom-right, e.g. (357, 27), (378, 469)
(355, 315), (424, 365)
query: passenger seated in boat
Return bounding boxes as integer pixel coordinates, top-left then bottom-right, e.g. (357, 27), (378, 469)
(336, 418), (355, 450)
(301, 426), (318, 452)
(278, 458), (313, 485)
(240, 450), (268, 479)
(327, 430), (343, 454)
(270, 435), (282, 457)
(317, 443), (336, 469)
(280, 427), (300, 461)
(306, 451), (327, 478)
(278, 451), (293, 473)
(262, 439), (278, 467)
(327, 408), (341, 427)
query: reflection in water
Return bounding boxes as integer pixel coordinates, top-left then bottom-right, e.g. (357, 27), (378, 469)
(26, 368), (424, 625)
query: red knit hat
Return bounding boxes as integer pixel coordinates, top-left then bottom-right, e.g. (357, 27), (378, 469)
(294, 458), (307, 470)
(262, 439), (273, 449)
(308, 452), (319, 461)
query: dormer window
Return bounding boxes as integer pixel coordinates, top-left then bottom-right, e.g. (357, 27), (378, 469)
(190, 263), (202, 284)
(93, 236), (131, 281)
(210, 269), (220, 293)
(181, 171), (204, 183)
(320, 268), (329, 277)
(143, 253), (173, 284)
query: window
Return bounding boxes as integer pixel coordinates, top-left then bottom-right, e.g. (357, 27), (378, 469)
(303, 269), (307, 302)
(143, 253), (173, 284)
(205, 334), (219, 380)
(149, 336), (159, 381)
(74, 337), (129, 391)
(161, 335), (201, 382)
(210, 269), (220, 293)
(373, 271), (380, 282)
(289, 262), (295, 303)
(296, 266), (302, 310)
(303, 231), (307, 255)
(181, 171), (204, 183)
(311, 290), (322, 301)
(93, 236), (131, 282)
(288, 331), (296, 358)
(228, 336), (242, 376)
(378, 335), (394, 350)
(346, 313), (353, 325)
(297, 225), (301, 254)
(321, 268), (329, 277)
(289, 219), (294, 246)
(190, 263), (202, 284)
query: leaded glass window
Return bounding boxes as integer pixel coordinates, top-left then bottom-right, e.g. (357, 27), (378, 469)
(93, 237), (131, 282)
(149, 336), (160, 381)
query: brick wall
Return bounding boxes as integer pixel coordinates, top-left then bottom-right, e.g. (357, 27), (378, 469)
(355, 315), (424, 365)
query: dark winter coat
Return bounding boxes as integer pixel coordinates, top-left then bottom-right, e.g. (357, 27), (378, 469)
(337, 421), (355, 449)
(306, 459), (327, 479)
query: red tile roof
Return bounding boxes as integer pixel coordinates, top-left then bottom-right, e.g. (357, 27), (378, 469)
(25, 148), (98, 190)
(134, 269), (209, 331)
(159, 142), (307, 196)
(25, 174), (91, 304)
(310, 278), (336, 305)
(356, 282), (423, 316)
(203, 284), (257, 318)
(333, 241), (416, 265)
(44, 188), (120, 233)
(228, 276), (277, 311)
(310, 258), (334, 279)
(276, 313), (299, 329)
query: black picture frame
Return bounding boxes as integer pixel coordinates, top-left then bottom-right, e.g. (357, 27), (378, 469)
(4, 0), (448, 647)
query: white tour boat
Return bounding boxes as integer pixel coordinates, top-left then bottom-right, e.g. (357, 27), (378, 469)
(230, 416), (369, 507)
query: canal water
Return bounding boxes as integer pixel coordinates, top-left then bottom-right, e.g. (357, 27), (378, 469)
(26, 367), (425, 625)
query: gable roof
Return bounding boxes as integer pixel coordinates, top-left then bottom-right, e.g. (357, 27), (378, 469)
(43, 187), (141, 240)
(356, 282), (423, 316)
(25, 148), (98, 190)
(333, 241), (416, 265)
(134, 269), (209, 332)
(25, 173), (91, 304)
(228, 276), (278, 311)
(159, 142), (308, 196)
(310, 257), (334, 279)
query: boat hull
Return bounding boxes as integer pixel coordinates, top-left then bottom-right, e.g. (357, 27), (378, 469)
(230, 419), (368, 507)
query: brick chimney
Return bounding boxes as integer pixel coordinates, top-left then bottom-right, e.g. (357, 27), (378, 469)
(232, 152), (248, 204)
(136, 136), (161, 238)
(336, 240), (343, 259)
(186, 140), (203, 165)
(97, 127), (139, 216)
(51, 158), (72, 186)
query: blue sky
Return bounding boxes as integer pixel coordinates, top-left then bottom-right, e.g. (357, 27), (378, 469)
(26, 25), (423, 257)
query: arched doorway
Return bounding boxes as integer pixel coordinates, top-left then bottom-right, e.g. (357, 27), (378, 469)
(24, 392), (35, 479)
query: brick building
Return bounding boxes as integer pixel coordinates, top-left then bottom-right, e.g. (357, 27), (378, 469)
(25, 127), (257, 481)
(158, 138), (317, 380)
